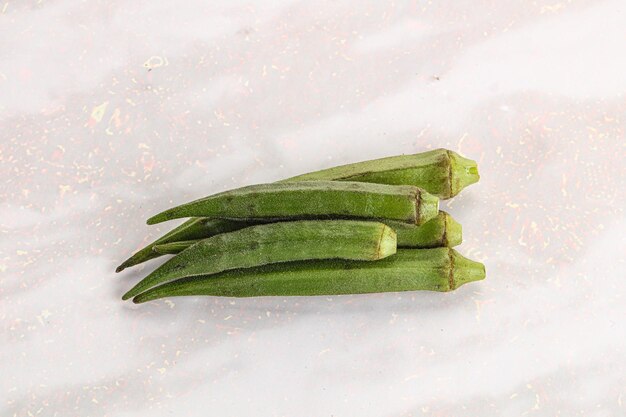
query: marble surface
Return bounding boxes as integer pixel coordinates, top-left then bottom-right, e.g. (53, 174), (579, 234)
(1, 1), (625, 416)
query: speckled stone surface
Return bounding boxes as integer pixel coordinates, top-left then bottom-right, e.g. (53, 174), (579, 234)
(1, 1), (625, 416)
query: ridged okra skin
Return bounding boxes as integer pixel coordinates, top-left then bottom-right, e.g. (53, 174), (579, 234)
(115, 218), (247, 273)
(284, 149), (479, 199)
(117, 149), (477, 272)
(146, 181), (439, 226)
(152, 240), (198, 255)
(152, 211), (463, 255)
(123, 220), (397, 300)
(388, 211), (462, 248)
(132, 248), (485, 303)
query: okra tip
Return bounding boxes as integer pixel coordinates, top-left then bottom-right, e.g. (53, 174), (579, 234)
(133, 288), (166, 303)
(133, 293), (152, 304)
(448, 151), (480, 197)
(122, 289), (135, 301)
(115, 244), (164, 272)
(115, 252), (144, 272)
(146, 212), (169, 225)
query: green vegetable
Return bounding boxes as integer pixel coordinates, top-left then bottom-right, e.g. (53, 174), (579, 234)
(285, 148), (479, 199)
(152, 211), (462, 255)
(115, 218), (248, 273)
(146, 181), (439, 226)
(132, 248), (485, 302)
(117, 149), (477, 272)
(122, 220), (397, 300)
(388, 211), (462, 248)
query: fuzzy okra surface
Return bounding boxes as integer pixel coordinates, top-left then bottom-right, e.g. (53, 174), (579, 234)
(146, 181), (439, 226)
(117, 149), (477, 272)
(152, 211), (463, 255)
(123, 220), (397, 300)
(132, 248), (486, 302)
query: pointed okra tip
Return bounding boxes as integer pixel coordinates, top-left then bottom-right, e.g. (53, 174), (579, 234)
(450, 249), (485, 290)
(131, 294), (146, 304)
(448, 150), (480, 197)
(121, 289), (135, 301)
(147, 205), (184, 224)
(115, 256), (140, 273)
(132, 290), (159, 304)
(147, 213), (167, 225)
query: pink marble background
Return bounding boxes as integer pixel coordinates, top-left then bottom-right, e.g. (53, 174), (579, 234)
(1, 1), (625, 416)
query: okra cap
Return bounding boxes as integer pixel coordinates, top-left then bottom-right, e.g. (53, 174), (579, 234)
(448, 151), (480, 197)
(450, 249), (485, 290)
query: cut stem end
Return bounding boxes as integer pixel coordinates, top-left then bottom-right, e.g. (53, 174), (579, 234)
(377, 225), (398, 259)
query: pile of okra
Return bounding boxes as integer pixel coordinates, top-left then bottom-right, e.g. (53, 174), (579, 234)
(118, 148), (485, 303)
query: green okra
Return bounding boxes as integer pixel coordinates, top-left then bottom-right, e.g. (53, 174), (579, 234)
(117, 149), (477, 272)
(115, 218), (248, 273)
(145, 181), (439, 226)
(388, 211), (462, 248)
(132, 248), (485, 303)
(285, 149), (479, 199)
(122, 220), (397, 300)
(152, 211), (463, 255)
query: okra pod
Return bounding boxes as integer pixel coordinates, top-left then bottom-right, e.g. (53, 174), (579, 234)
(152, 211), (462, 255)
(146, 181), (439, 226)
(117, 149), (477, 272)
(284, 149), (479, 199)
(132, 248), (485, 302)
(123, 220), (397, 300)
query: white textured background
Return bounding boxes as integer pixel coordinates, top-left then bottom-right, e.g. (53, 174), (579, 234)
(1, 1), (625, 416)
